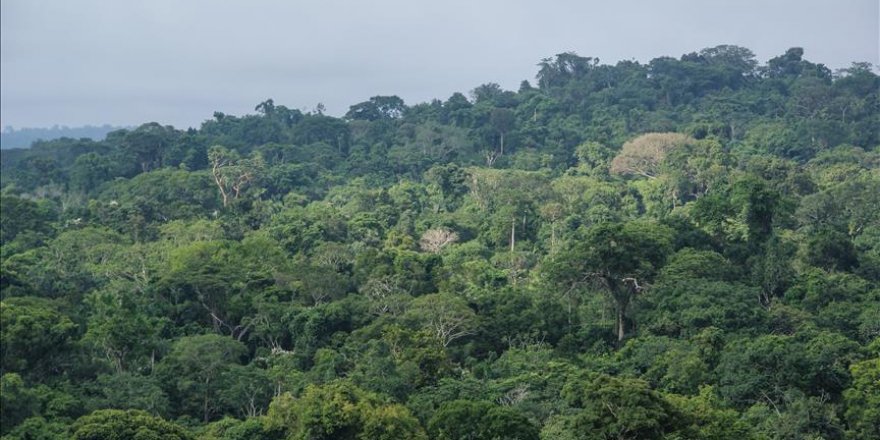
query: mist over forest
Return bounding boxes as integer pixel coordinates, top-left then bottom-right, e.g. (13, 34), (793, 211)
(1, 45), (879, 439)
(1, 125), (128, 150)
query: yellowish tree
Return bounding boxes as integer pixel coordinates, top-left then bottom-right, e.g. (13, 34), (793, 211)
(610, 132), (694, 179)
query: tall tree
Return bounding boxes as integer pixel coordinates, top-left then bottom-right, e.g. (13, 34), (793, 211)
(208, 146), (264, 207)
(610, 132), (695, 179)
(546, 221), (674, 342)
(489, 107), (515, 156)
(156, 334), (247, 422)
(122, 123), (178, 173)
(345, 96), (406, 121)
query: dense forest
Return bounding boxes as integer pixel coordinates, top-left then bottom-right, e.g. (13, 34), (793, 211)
(1, 45), (878, 439)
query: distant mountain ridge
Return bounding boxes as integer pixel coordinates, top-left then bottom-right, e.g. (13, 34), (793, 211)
(0, 124), (128, 149)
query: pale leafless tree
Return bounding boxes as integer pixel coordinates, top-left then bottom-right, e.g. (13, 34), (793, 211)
(419, 228), (459, 253)
(360, 275), (409, 316)
(208, 145), (264, 207)
(407, 294), (476, 347)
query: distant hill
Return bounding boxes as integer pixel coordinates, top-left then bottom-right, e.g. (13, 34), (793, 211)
(0, 124), (127, 149)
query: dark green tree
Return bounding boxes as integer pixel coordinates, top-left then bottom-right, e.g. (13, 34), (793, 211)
(345, 96), (406, 121)
(548, 374), (683, 440)
(427, 400), (538, 440)
(156, 335), (247, 422)
(546, 221), (674, 342)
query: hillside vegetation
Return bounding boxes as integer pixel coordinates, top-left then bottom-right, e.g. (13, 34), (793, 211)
(1, 46), (878, 439)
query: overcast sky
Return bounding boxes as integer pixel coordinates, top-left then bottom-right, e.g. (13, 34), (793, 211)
(2, 0), (878, 129)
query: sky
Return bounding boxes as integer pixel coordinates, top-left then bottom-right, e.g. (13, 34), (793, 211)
(1, 0), (878, 129)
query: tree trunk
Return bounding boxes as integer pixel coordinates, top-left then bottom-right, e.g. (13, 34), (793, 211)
(510, 216), (516, 252)
(499, 132), (505, 156)
(212, 168), (230, 207)
(614, 286), (629, 344)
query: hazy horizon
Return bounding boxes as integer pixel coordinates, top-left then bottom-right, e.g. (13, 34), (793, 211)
(2, 0), (878, 130)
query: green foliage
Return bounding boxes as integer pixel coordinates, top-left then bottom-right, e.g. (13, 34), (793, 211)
(641, 279), (766, 335)
(802, 228), (859, 271)
(0, 45), (876, 437)
(88, 373), (169, 417)
(69, 409), (193, 440)
(264, 381), (426, 440)
(1, 373), (41, 434)
(658, 248), (739, 283)
(156, 335), (249, 422)
(716, 332), (859, 408)
(198, 417), (275, 440)
(427, 400), (538, 440)
(83, 286), (165, 372)
(665, 386), (755, 440)
(345, 96), (406, 121)
(0, 297), (76, 375)
(70, 153), (114, 194)
(743, 389), (846, 440)
(843, 356), (880, 440)
(552, 373), (684, 439)
(613, 336), (711, 394)
(1, 416), (68, 440)
(0, 195), (55, 248)
(547, 220), (674, 341)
